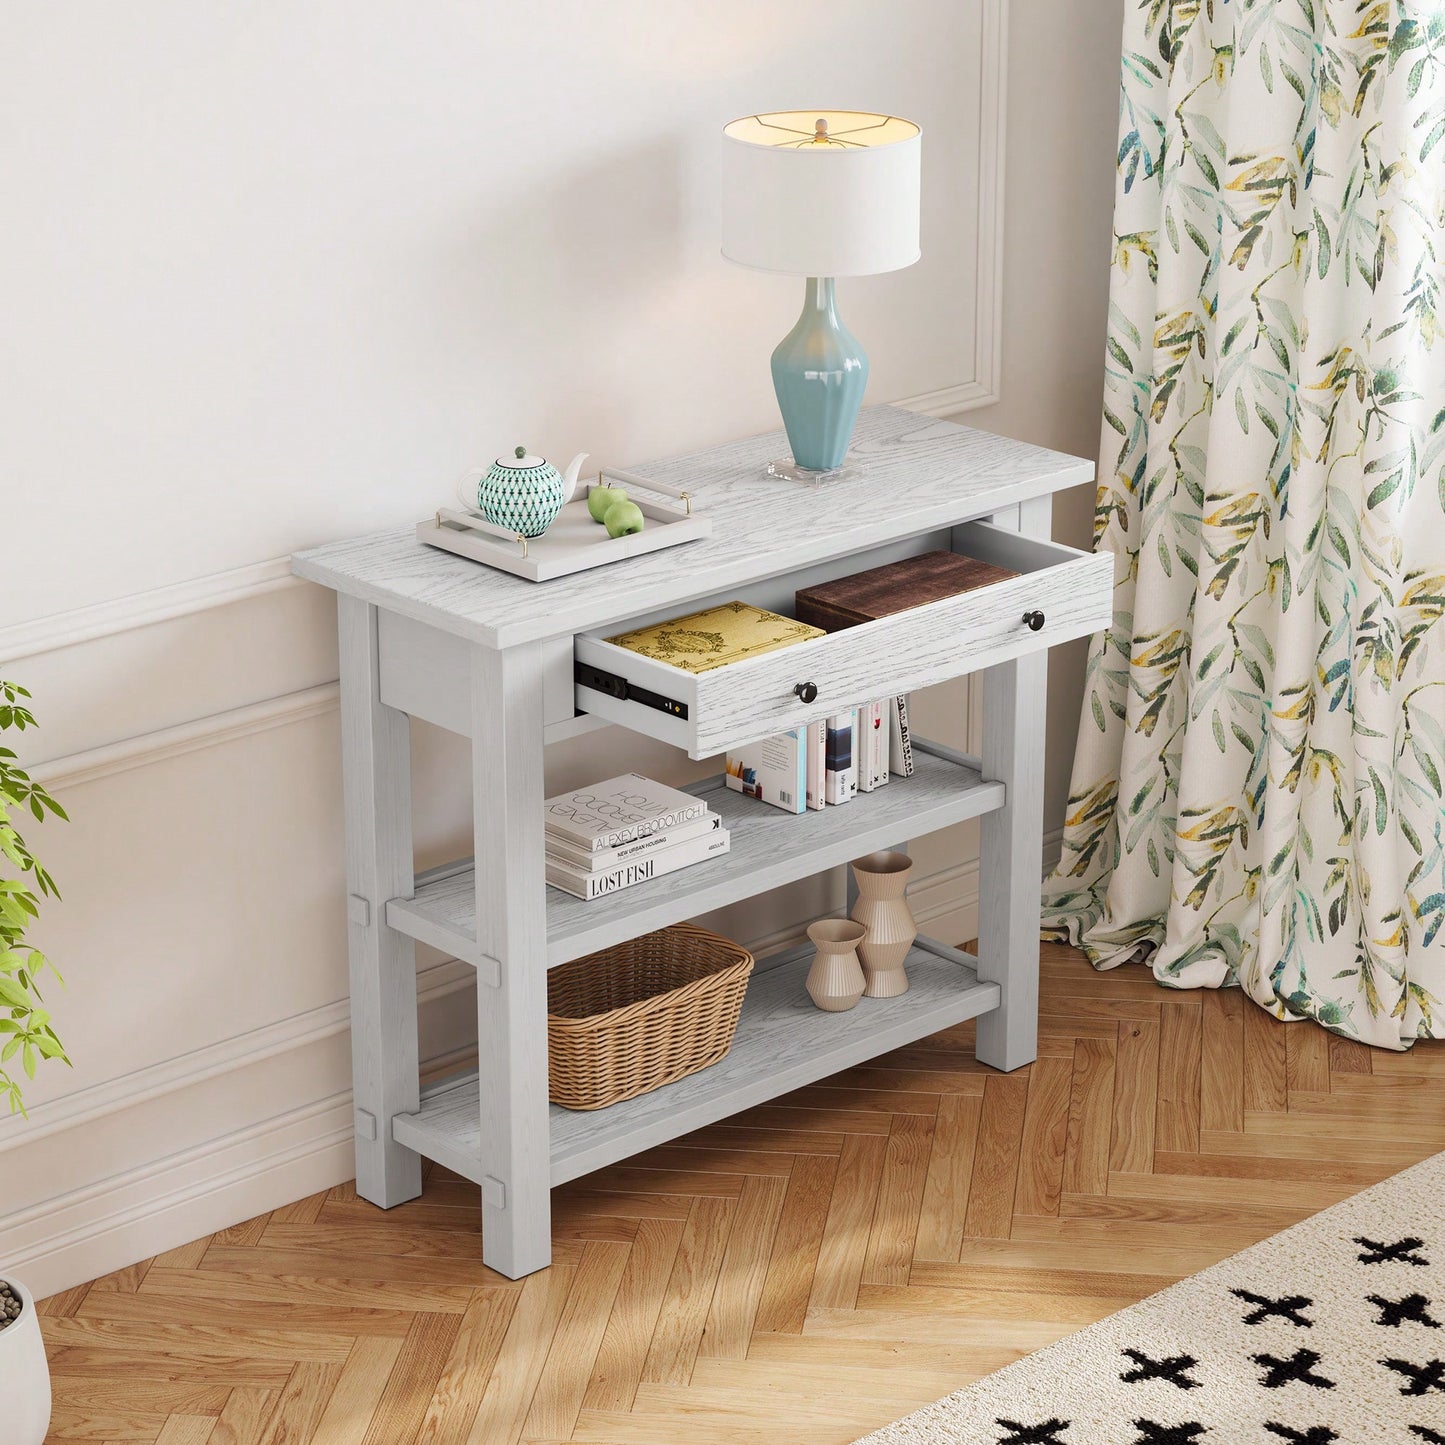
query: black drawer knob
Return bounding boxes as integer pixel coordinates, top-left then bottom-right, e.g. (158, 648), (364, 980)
(794, 681), (819, 704)
(1023, 610), (1046, 632)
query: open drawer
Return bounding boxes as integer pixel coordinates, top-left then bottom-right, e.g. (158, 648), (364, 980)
(575, 521), (1113, 758)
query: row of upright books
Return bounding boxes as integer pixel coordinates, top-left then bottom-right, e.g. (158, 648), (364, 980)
(542, 691), (918, 901)
(724, 694), (915, 815)
(544, 773), (729, 900)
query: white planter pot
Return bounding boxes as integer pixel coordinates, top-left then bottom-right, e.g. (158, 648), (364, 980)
(0, 1276), (52, 1445)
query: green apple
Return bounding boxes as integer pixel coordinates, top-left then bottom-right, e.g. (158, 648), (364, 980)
(587, 485), (627, 523)
(603, 499), (646, 538)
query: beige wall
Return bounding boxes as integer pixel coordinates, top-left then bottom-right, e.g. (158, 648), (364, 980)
(0, 0), (1122, 1294)
(971, 0), (1121, 822)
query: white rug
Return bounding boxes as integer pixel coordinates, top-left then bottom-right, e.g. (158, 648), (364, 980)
(857, 1152), (1445, 1444)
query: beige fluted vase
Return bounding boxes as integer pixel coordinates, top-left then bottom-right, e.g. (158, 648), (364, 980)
(851, 851), (916, 997)
(805, 919), (867, 1012)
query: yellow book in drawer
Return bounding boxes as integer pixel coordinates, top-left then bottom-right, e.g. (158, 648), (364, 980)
(607, 602), (824, 674)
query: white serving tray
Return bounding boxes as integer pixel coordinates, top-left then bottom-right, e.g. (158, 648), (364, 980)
(416, 468), (711, 582)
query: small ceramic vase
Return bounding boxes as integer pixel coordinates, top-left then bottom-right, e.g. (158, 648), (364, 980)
(850, 851), (916, 998)
(805, 918), (867, 1012)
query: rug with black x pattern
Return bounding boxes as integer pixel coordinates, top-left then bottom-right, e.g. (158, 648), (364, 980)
(857, 1150), (1444, 1443)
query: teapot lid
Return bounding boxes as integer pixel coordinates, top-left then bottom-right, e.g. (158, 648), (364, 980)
(495, 444), (546, 469)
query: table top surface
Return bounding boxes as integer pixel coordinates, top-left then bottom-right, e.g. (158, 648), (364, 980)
(291, 406), (1093, 649)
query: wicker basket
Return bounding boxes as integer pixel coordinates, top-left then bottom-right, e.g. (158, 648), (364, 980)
(547, 924), (754, 1111)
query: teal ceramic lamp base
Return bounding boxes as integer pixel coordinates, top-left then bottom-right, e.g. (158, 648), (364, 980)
(768, 277), (867, 484)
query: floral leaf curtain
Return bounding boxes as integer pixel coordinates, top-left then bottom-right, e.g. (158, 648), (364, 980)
(1043, 0), (1445, 1047)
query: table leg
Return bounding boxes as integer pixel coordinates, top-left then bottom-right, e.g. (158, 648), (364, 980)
(975, 495), (1052, 1072)
(975, 653), (1047, 1071)
(338, 596), (422, 1208)
(470, 641), (552, 1278)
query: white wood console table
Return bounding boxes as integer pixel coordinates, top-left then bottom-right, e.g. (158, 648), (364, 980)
(292, 406), (1106, 1279)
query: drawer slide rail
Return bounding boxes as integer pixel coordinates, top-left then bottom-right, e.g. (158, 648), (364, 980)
(575, 660), (689, 720)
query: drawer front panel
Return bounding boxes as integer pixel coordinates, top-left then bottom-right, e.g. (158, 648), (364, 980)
(576, 531), (1112, 757)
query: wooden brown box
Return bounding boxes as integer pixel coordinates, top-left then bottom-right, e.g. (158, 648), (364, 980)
(794, 550), (1019, 632)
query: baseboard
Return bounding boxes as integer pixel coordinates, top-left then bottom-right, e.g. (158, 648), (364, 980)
(1042, 824), (1065, 876)
(4, 1091), (357, 1299)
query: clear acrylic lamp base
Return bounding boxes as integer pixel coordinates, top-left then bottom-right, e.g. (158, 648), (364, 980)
(766, 458), (861, 486)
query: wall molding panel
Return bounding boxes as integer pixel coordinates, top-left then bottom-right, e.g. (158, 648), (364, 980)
(897, 0), (1009, 418)
(29, 682), (341, 791)
(0, 955), (473, 1153)
(0, 557), (301, 665)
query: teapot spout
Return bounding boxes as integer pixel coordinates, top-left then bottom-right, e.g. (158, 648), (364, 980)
(560, 452), (589, 505)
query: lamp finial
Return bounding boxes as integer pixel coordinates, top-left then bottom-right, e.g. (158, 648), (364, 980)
(814, 118), (829, 142)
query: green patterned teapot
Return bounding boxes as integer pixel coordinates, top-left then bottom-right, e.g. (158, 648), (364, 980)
(458, 446), (589, 538)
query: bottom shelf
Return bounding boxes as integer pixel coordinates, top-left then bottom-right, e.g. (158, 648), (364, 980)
(392, 936), (999, 1189)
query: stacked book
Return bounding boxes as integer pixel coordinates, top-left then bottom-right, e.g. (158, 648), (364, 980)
(544, 772), (729, 900)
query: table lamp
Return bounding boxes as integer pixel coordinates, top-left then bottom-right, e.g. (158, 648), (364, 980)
(722, 110), (921, 482)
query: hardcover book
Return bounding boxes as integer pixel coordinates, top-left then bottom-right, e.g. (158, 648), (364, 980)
(606, 601), (824, 674)
(725, 729), (806, 814)
(824, 710), (857, 805)
(794, 551), (1018, 633)
(545, 811), (721, 872)
(544, 773), (707, 853)
(545, 827), (731, 901)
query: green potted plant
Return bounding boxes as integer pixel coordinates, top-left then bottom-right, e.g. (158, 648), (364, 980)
(1, 679), (69, 1445)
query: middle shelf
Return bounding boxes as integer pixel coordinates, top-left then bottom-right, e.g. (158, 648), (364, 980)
(385, 738), (1005, 969)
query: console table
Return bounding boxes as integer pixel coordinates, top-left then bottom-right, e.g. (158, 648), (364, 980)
(292, 406), (1106, 1279)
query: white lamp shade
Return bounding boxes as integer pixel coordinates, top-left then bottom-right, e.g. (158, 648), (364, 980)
(721, 110), (921, 277)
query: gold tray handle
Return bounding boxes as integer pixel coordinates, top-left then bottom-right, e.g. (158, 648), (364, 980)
(435, 508), (534, 555)
(596, 466), (696, 516)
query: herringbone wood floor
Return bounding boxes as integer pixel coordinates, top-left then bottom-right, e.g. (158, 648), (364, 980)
(40, 944), (1445, 1444)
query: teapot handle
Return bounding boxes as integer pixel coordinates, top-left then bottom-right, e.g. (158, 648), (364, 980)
(454, 466), (490, 518)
